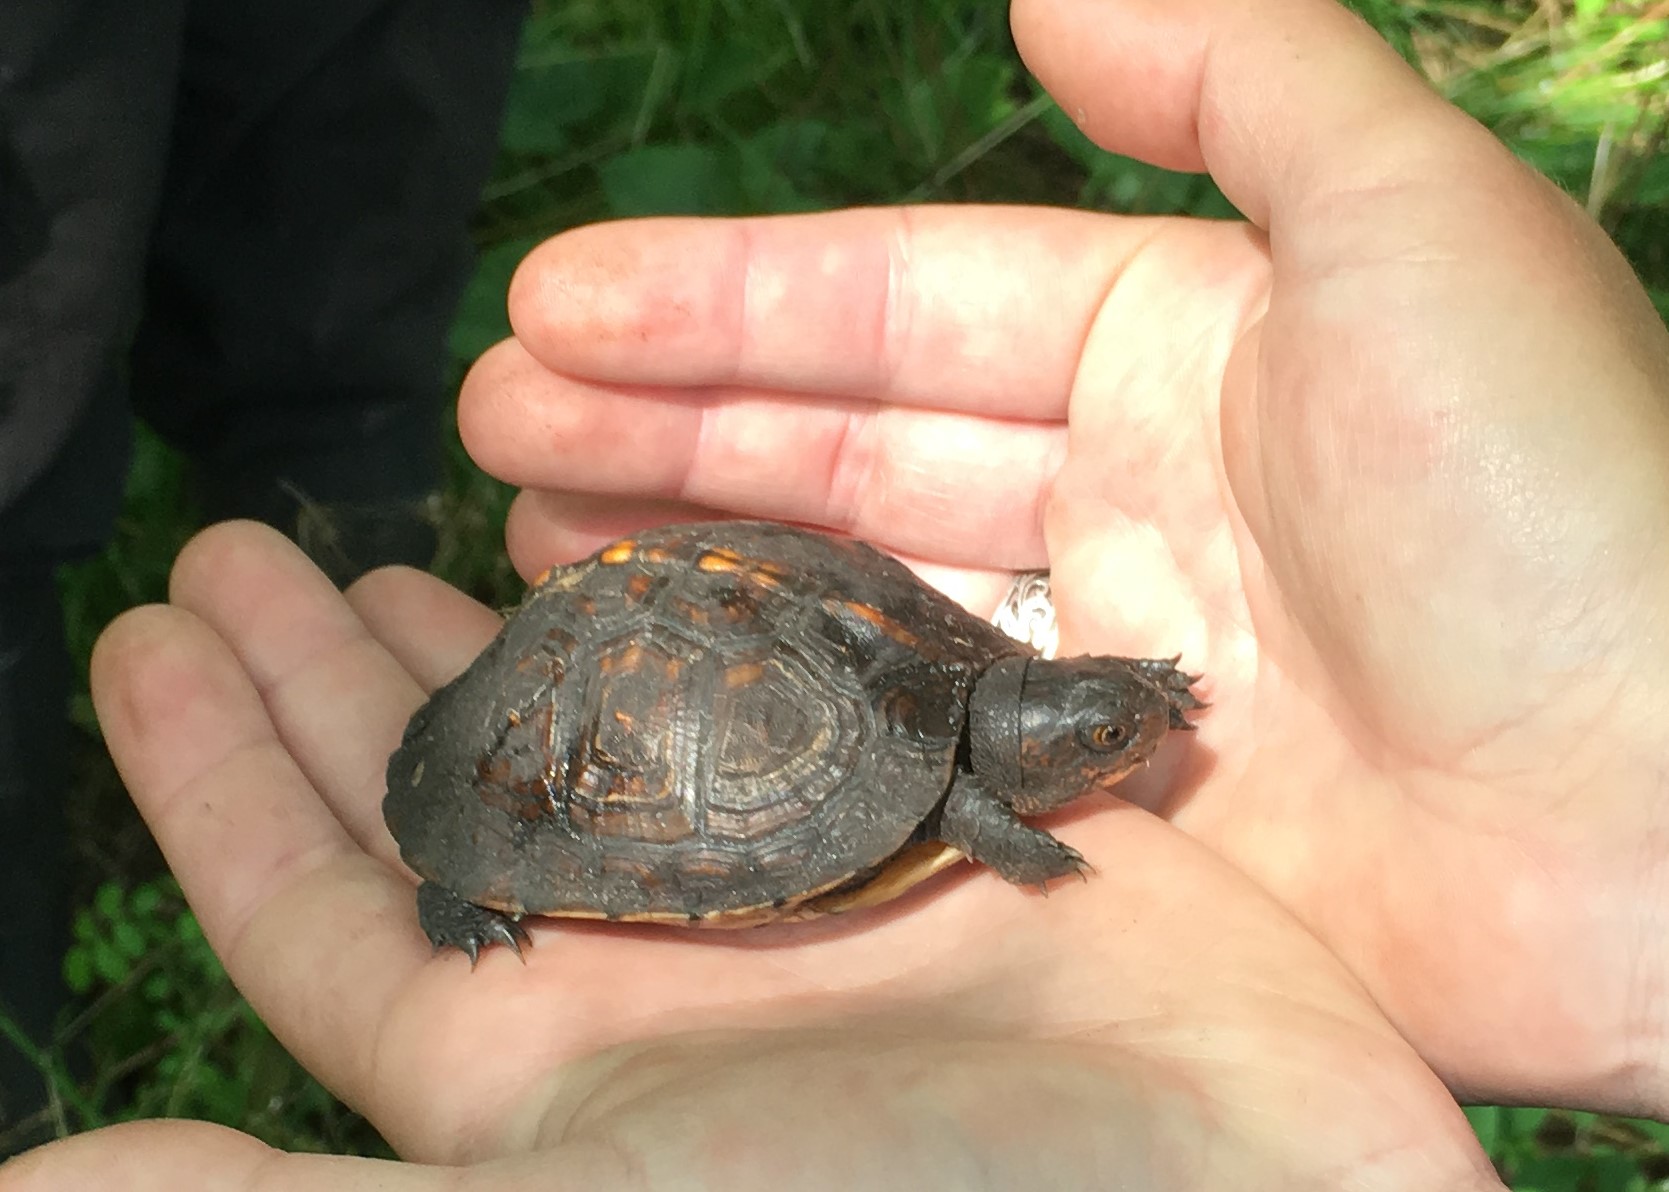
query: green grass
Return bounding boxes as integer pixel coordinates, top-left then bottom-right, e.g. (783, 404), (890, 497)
(14, 0), (1669, 1181)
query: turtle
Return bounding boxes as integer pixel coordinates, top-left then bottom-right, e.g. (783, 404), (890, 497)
(383, 520), (1204, 961)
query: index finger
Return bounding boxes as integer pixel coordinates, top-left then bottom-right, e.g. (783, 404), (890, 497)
(505, 205), (1177, 420)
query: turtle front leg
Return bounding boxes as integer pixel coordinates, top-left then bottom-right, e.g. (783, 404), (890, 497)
(415, 881), (530, 966)
(938, 776), (1088, 889)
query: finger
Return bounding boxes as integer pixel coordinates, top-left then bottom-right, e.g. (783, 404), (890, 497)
(1011, 0), (1656, 328)
(1, 1122), (274, 1192)
(0, 1119), (632, 1190)
(503, 205), (1170, 416)
(501, 489), (1018, 618)
(1013, 0), (1504, 227)
(88, 604), (428, 1116)
(500, 491), (723, 574)
(166, 521), (421, 858)
(459, 340), (1063, 570)
(346, 566), (503, 692)
(0, 1121), (389, 1191)
(1015, 0), (1668, 392)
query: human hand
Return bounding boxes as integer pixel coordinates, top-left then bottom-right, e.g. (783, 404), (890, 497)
(2, 523), (1500, 1189)
(457, 0), (1669, 1114)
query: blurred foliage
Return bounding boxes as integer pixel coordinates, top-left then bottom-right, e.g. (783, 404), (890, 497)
(1, 878), (388, 1156)
(30, 0), (1669, 1180)
(1406, 0), (1669, 321)
(1467, 1105), (1669, 1191)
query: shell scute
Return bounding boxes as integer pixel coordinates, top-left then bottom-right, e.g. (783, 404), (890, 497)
(383, 521), (1021, 922)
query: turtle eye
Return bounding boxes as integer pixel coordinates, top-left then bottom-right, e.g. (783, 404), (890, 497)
(1080, 721), (1131, 752)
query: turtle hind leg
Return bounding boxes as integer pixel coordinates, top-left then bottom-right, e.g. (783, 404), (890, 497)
(415, 881), (531, 966)
(937, 777), (1089, 890)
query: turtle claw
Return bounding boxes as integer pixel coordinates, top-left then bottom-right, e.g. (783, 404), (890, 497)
(1128, 656), (1208, 729)
(1025, 841), (1090, 894)
(1034, 850), (1092, 896)
(415, 881), (531, 966)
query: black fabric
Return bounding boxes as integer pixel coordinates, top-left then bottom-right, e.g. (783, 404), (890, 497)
(131, 0), (526, 528)
(0, 101), (50, 284)
(0, 2), (188, 556)
(0, 567), (71, 1149)
(0, 0), (529, 1140)
(0, 0), (527, 561)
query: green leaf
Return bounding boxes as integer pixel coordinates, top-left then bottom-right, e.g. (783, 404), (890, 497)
(500, 57), (601, 154)
(1511, 1151), (1637, 1191)
(113, 920), (147, 960)
(1467, 1106), (1502, 1154)
(735, 120), (828, 212)
(449, 237), (541, 364)
(94, 881), (123, 920)
(680, 39), (780, 111)
(599, 143), (740, 216)
(62, 948), (94, 995)
(91, 940), (129, 985)
(130, 883), (163, 919)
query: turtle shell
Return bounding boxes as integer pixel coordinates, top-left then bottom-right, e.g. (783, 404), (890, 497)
(382, 521), (1026, 924)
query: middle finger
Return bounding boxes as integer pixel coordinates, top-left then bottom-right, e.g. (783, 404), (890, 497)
(460, 342), (1064, 569)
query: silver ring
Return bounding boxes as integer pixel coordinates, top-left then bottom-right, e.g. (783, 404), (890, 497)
(991, 570), (1058, 659)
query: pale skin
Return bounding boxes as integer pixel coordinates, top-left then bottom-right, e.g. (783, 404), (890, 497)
(6, 0), (1669, 1186)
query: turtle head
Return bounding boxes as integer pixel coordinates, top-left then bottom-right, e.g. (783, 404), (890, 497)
(967, 654), (1203, 814)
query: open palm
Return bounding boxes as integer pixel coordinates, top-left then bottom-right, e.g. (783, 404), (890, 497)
(60, 519), (1496, 1189)
(459, 0), (1669, 1115)
(13, 0), (1668, 1185)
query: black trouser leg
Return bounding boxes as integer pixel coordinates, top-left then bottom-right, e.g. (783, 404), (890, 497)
(0, 1), (187, 1148)
(131, 0), (529, 584)
(0, 0), (528, 1148)
(0, 569), (72, 1150)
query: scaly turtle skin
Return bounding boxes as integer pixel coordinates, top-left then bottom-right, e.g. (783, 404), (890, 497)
(382, 520), (1203, 962)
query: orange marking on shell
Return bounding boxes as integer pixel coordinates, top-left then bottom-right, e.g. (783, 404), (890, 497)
(625, 572), (655, 599)
(473, 755), (549, 822)
(669, 596), (710, 625)
(697, 549), (783, 588)
(696, 549), (745, 574)
(723, 660), (766, 688)
(598, 642), (644, 674)
(599, 540), (637, 565)
(841, 600), (922, 648)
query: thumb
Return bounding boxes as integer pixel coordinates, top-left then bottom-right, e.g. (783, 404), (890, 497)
(1015, 0), (1510, 228)
(1010, 0), (1661, 341)
(0, 1120), (627, 1192)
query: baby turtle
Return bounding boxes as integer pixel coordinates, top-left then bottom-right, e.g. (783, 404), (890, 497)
(383, 520), (1203, 960)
